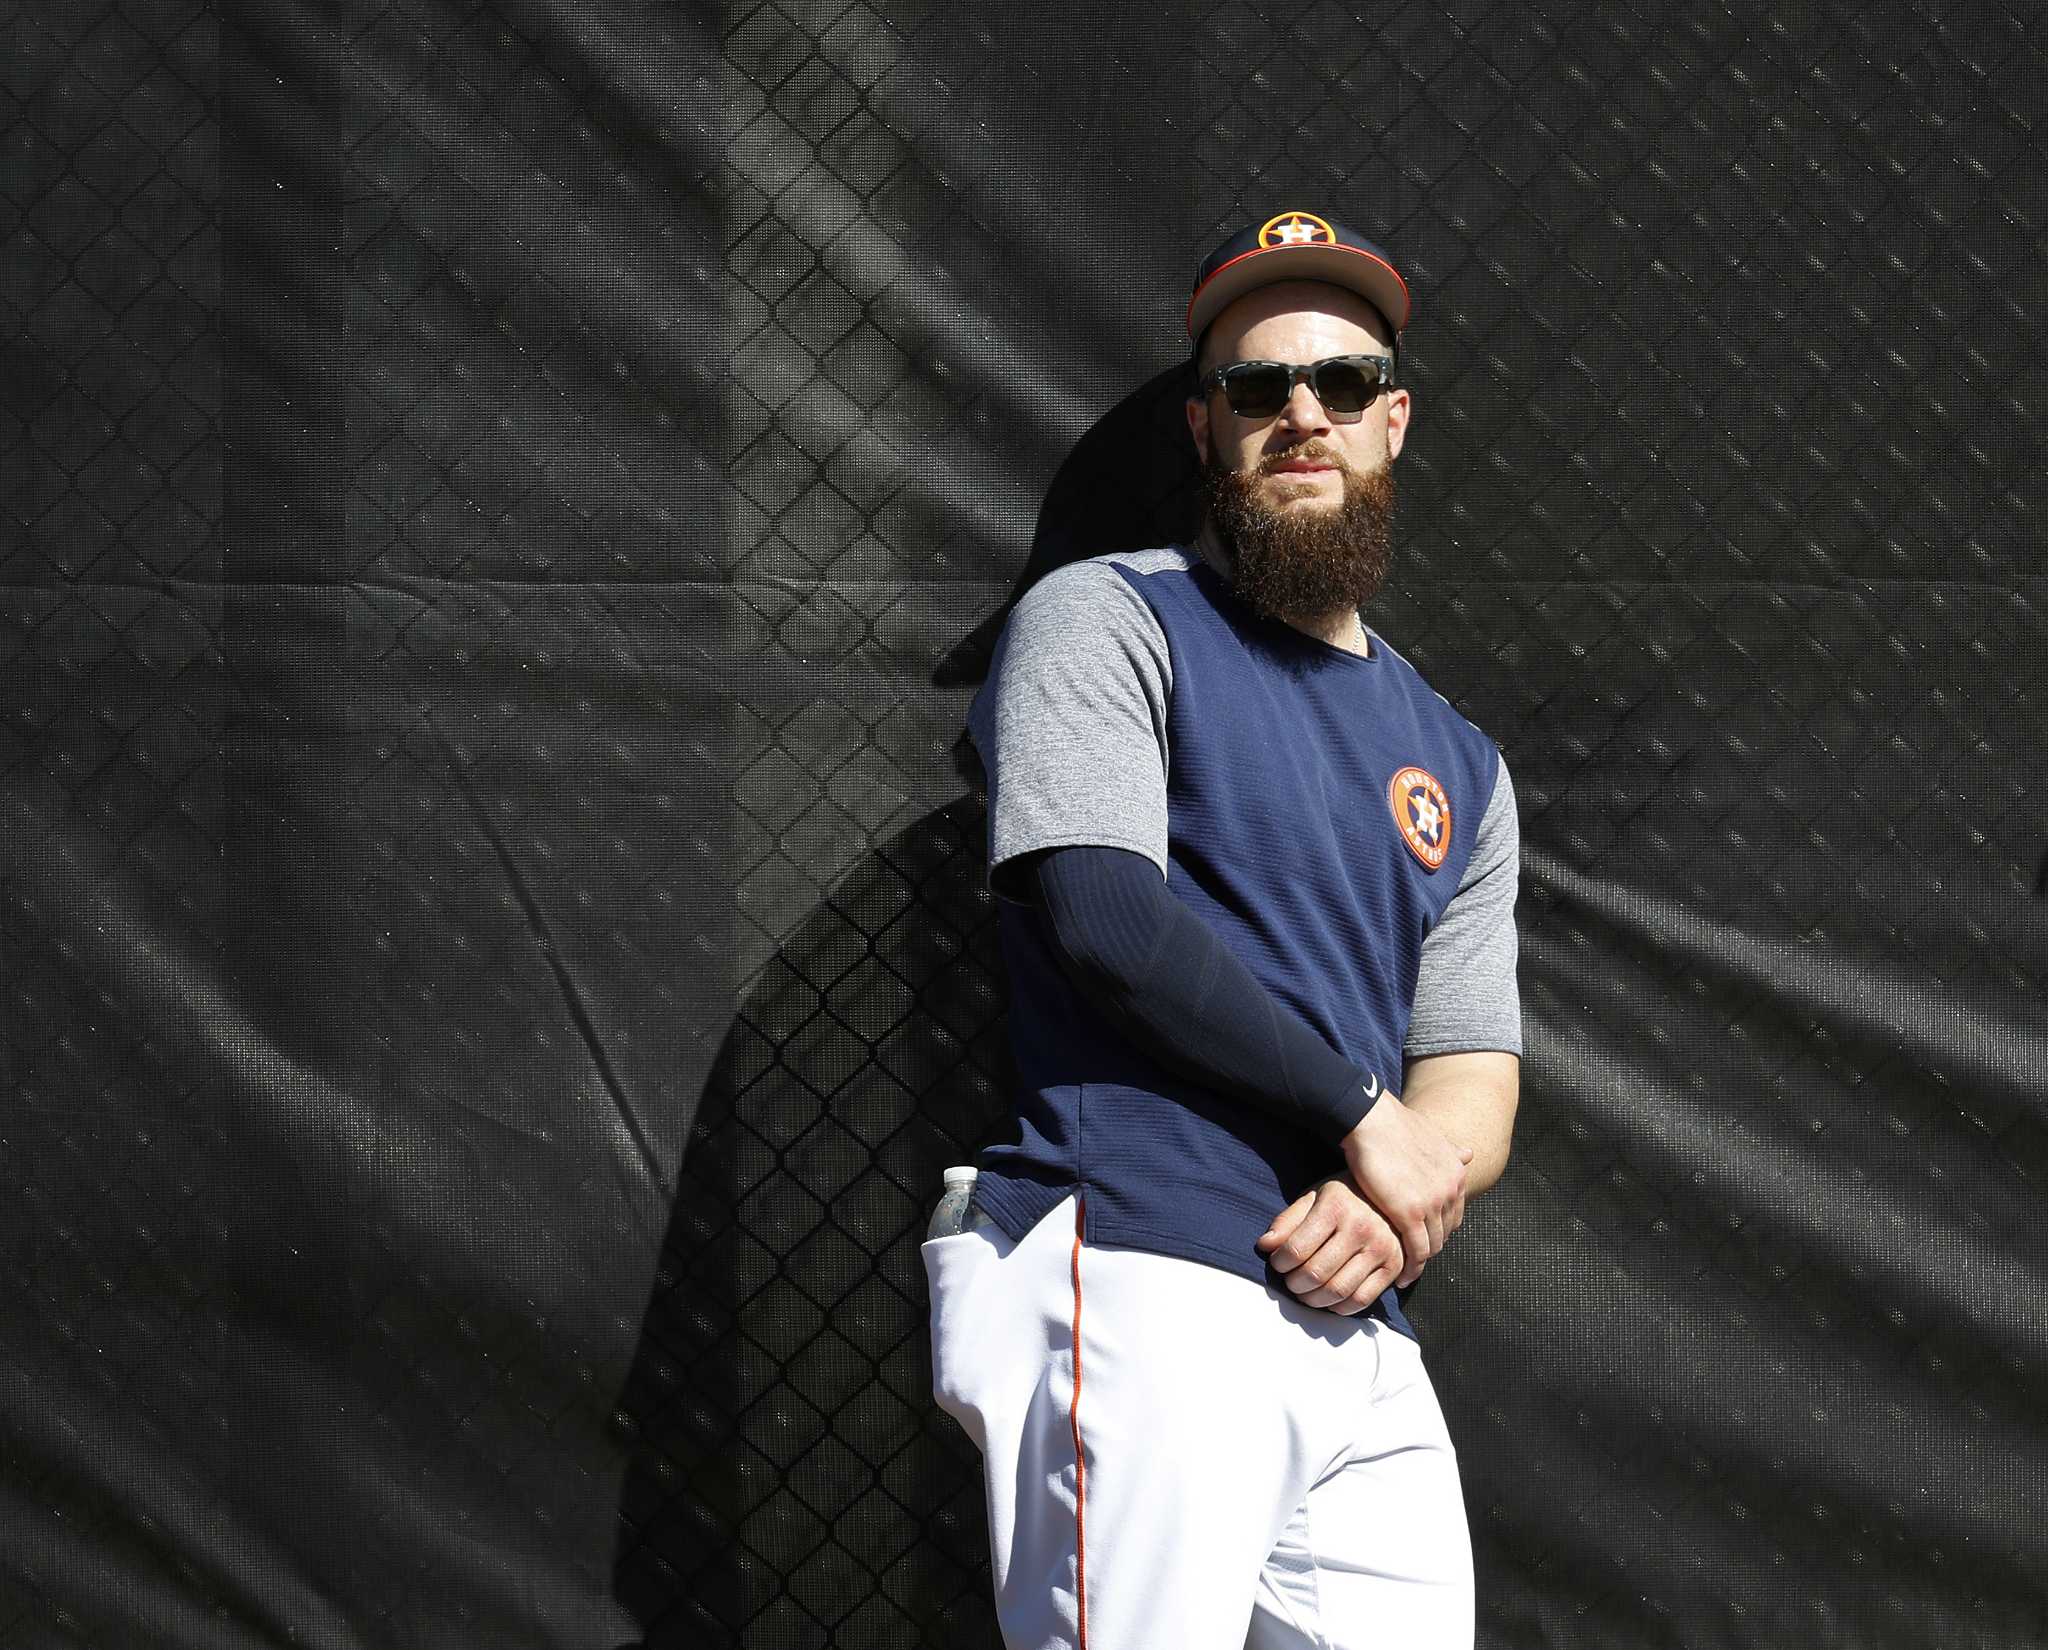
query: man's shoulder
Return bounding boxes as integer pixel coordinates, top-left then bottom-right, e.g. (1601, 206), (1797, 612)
(1003, 547), (1197, 642)
(983, 549), (1191, 696)
(1093, 544), (1199, 580)
(1024, 545), (1197, 601)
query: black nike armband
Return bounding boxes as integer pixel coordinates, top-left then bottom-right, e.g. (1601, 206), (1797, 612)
(1027, 844), (1384, 1144)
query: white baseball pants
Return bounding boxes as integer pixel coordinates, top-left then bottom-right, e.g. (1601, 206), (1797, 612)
(924, 1193), (1473, 1650)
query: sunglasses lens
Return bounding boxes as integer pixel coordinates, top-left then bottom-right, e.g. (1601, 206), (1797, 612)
(1218, 360), (1381, 418)
(1221, 365), (1290, 418)
(1312, 360), (1372, 413)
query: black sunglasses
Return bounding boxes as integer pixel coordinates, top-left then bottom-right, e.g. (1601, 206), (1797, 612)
(1198, 354), (1395, 421)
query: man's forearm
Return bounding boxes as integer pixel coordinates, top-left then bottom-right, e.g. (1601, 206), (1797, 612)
(1030, 845), (1497, 1273)
(1399, 1050), (1519, 1197)
(1027, 844), (1381, 1145)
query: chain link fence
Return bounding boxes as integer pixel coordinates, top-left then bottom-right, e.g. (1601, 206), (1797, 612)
(4, 0), (2045, 1646)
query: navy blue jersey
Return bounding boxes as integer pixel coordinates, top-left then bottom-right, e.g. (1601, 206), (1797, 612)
(967, 546), (1514, 1333)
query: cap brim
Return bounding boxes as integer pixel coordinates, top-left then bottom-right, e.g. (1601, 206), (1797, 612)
(1186, 243), (1411, 341)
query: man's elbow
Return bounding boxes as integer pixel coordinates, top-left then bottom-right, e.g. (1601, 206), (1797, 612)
(1472, 1076), (1518, 1194)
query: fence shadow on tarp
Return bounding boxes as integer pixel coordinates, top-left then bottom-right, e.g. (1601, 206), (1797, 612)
(607, 366), (1201, 1647)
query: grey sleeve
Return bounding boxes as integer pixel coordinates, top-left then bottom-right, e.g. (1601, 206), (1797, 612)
(1404, 755), (1523, 1058)
(965, 561), (1173, 902)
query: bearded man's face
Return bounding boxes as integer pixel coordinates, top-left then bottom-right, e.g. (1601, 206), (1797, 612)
(1184, 281), (1412, 626)
(1201, 439), (1395, 624)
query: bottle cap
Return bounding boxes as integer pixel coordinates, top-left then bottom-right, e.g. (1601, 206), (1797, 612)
(942, 1165), (978, 1187)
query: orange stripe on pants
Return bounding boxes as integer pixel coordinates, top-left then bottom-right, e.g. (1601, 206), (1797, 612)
(1069, 1195), (1088, 1650)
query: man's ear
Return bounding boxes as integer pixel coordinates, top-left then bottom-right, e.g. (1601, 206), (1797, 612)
(1384, 387), (1412, 462)
(1185, 393), (1211, 467)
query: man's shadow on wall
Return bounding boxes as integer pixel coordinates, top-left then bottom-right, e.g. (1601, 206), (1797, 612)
(608, 367), (1201, 1648)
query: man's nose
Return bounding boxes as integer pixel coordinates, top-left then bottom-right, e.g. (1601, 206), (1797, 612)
(1275, 377), (1332, 434)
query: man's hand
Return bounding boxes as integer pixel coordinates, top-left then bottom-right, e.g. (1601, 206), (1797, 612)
(1255, 1178), (1406, 1314)
(1340, 1092), (1472, 1286)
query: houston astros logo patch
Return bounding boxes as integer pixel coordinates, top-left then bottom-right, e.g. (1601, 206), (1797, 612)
(1259, 210), (1334, 248)
(1389, 767), (1452, 871)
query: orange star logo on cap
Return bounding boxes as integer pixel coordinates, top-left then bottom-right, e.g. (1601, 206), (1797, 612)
(1258, 211), (1335, 248)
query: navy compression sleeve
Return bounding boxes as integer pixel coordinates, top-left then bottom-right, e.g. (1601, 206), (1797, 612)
(1027, 845), (1384, 1144)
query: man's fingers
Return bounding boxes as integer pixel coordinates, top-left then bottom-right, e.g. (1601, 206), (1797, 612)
(1281, 1246), (1334, 1296)
(1345, 1261), (1401, 1313)
(1312, 1232), (1404, 1311)
(1300, 1247), (1378, 1310)
(1396, 1221), (1430, 1286)
(1380, 1202), (1421, 1288)
(1284, 1225), (1383, 1303)
(1262, 1191), (1335, 1269)
(1279, 1215), (1359, 1293)
(1263, 1179), (1424, 1313)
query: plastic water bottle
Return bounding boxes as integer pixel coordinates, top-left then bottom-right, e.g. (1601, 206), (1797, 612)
(926, 1165), (981, 1240)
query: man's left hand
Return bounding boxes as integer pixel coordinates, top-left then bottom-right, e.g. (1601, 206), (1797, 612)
(1256, 1178), (1407, 1313)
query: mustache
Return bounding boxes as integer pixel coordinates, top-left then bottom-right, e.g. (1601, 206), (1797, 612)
(1252, 443), (1347, 474)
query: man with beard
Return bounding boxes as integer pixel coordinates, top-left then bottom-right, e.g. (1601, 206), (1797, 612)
(928, 212), (1521, 1650)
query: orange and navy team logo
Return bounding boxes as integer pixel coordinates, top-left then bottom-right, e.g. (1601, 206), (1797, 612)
(1258, 211), (1335, 249)
(1388, 767), (1452, 871)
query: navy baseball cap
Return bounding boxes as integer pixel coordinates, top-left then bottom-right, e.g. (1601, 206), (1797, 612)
(1186, 211), (1411, 343)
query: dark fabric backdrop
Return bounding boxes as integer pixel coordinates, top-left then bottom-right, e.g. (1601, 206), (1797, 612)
(3, 1), (2044, 1646)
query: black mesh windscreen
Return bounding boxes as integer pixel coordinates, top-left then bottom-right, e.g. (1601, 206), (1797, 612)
(4, 2), (2044, 1646)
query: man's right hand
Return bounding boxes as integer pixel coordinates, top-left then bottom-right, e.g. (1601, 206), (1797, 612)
(1340, 1090), (1472, 1286)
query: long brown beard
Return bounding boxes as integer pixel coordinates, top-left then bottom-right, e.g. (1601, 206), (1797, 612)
(1202, 443), (1396, 626)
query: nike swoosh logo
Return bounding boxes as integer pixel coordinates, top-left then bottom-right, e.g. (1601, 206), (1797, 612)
(1363, 1073), (1382, 1100)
